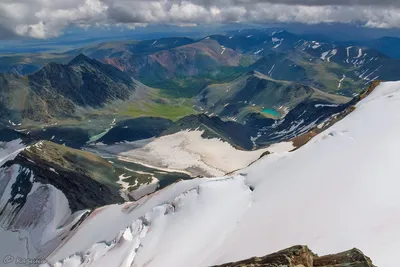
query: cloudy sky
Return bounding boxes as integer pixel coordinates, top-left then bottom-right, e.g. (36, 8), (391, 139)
(1, 0), (400, 39)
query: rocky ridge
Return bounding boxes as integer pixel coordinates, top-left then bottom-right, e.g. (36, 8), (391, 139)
(212, 246), (375, 267)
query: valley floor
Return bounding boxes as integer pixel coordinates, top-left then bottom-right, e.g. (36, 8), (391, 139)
(91, 130), (293, 177)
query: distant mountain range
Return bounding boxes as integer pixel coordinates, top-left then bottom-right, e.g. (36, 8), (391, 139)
(2, 28), (400, 97)
(0, 29), (389, 176)
(0, 29), (374, 153)
(3, 29), (388, 156)
(0, 54), (137, 122)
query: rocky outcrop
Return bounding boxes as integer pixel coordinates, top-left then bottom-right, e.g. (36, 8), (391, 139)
(314, 248), (375, 267)
(212, 246), (375, 267)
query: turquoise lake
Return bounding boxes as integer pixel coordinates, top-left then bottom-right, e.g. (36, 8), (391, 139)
(261, 109), (279, 117)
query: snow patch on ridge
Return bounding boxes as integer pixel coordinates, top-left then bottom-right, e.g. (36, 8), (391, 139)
(321, 50), (330, 61)
(321, 49), (337, 62)
(338, 74), (346, 89)
(267, 64), (275, 76)
(355, 48), (363, 58)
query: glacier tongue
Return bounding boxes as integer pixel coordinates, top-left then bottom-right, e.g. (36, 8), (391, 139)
(46, 176), (253, 267)
(45, 81), (400, 267)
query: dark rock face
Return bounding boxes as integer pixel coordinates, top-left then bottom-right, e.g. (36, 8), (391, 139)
(212, 246), (375, 267)
(29, 54), (136, 109)
(0, 129), (32, 144)
(162, 114), (257, 150)
(98, 117), (173, 145)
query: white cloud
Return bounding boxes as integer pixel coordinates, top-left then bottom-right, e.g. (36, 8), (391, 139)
(2, 0), (400, 39)
(0, 0), (107, 38)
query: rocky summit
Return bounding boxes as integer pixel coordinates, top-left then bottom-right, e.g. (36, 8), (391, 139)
(212, 246), (375, 267)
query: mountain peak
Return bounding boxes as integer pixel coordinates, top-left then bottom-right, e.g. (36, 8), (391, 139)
(68, 53), (93, 66)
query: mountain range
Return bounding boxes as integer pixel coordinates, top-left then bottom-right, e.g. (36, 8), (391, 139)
(0, 54), (137, 122)
(0, 27), (398, 267)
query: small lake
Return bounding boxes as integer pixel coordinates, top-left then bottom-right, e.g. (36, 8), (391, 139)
(261, 109), (279, 117)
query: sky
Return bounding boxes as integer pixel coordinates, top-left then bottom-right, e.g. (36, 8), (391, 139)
(1, 0), (400, 40)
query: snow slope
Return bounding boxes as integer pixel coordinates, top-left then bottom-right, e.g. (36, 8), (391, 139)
(43, 81), (400, 267)
(0, 163), (89, 266)
(0, 139), (25, 164)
